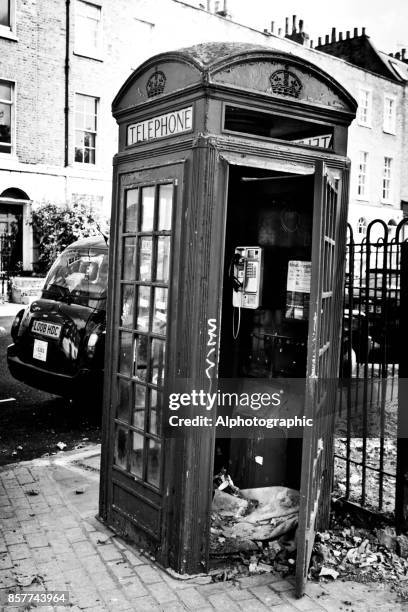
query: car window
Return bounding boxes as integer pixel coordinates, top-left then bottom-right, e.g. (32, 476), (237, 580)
(42, 247), (109, 309)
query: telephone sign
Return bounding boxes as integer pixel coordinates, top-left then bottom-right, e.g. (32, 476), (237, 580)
(127, 106), (193, 145)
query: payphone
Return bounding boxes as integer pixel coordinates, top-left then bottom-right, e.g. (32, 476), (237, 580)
(231, 246), (263, 310)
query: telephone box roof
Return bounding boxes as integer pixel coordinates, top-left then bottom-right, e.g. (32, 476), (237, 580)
(113, 42), (357, 116)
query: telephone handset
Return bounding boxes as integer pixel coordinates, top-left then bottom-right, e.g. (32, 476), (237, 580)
(231, 246), (263, 309)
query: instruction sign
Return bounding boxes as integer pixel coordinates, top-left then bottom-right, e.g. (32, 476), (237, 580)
(285, 260), (311, 320)
(286, 261), (311, 293)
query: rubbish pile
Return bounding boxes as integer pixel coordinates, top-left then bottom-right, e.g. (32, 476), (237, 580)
(310, 517), (408, 600)
(210, 471), (408, 600)
(210, 470), (299, 580)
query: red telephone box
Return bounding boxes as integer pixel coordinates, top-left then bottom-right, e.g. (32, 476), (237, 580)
(99, 43), (356, 596)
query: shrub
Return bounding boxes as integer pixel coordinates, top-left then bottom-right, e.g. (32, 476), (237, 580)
(30, 202), (106, 274)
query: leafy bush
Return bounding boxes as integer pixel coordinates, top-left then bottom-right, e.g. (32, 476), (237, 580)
(30, 202), (106, 274)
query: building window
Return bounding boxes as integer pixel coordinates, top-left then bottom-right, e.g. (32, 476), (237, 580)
(383, 95), (396, 134)
(75, 94), (97, 164)
(0, 80), (13, 154)
(75, 1), (102, 58)
(358, 89), (372, 127)
(0, 0), (10, 27)
(357, 217), (367, 235)
(357, 151), (368, 198)
(382, 157), (393, 202)
(0, 0), (15, 37)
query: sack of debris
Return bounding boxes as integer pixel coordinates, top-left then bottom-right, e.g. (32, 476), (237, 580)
(212, 485), (299, 543)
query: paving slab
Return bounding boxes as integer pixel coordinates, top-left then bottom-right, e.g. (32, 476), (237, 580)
(0, 450), (406, 610)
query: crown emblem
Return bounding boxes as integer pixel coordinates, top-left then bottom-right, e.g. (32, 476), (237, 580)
(269, 66), (303, 98)
(146, 67), (166, 98)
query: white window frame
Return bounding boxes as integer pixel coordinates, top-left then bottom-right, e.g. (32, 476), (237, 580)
(74, 0), (103, 60)
(357, 88), (372, 128)
(0, 0), (16, 40)
(356, 151), (369, 200)
(74, 93), (98, 166)
(383, 95), (397, 135)
(382, 156), (393, 204)
(0, 78), (15, 157)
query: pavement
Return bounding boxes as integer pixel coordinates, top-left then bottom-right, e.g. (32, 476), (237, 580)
(0, 301), (405, 610)
(0, 447), (407, 612)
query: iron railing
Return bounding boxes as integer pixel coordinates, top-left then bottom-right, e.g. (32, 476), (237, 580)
(335, 218), (408, 518)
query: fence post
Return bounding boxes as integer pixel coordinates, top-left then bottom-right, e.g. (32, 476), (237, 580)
(396, 241), (408, 531)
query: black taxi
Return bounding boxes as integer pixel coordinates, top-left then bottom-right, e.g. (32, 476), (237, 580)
(7, 236), (108, 403)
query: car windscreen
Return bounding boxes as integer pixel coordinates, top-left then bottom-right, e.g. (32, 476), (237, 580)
(42, 247), (108, 310)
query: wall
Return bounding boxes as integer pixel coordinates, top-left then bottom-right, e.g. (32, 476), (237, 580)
(0, 0), (406, 245)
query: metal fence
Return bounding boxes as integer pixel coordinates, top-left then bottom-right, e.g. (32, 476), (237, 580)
(335, 218), (408, 518)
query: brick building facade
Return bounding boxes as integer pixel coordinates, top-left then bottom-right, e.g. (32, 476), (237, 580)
(1, 0), (407, 269)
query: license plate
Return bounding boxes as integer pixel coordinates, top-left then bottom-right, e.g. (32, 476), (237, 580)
(32, 320), (62, 339)
(33, 339), (48, 362)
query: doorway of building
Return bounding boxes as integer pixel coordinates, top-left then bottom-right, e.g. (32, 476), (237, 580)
(0, 202), (23, 273)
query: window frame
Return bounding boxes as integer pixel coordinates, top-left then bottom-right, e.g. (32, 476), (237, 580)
(382, 156), (393, 204)
(114, 181), (175, 491)
(0, 0), (16, 40)
(74, 0), (103, 61)
(356, 151), (369, 200)
(74, 92), (99, 166)
(0, 78), (15, 156)
(357, 88), (372, 128)
(383, 94), (397, 135)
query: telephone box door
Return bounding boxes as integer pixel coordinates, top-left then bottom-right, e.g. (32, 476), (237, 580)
(296, 162), (346, 597)
(101, 161), (183, 548)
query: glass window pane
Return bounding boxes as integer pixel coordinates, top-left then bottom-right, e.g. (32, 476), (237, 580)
(75, 147), (83, 163)
(134, 334), (148, 381)
(133, 384), (146, 430)
(76, 94), (85, 113)
(0, 1), (10, 27)
(0, 81), (11, 101)
(75, 111), (82, 129)
(136, 285), (150, 331)
(118, 331), (133, 376)
(151, 338), (165, 387)
(75, 131), (84, 147)
(0, 102), (11, 144)
(114, 425), (128, 470)
(141, 186), (155, 231)
(146, 439), (161, 488)
(85, 114), (96, 131)
(76, 1), (101, 52)
(152, 287), (167, 335)
(124, 188), (138, 233)
(156, 237), (170, 283)
(130, 431), (144, 478)
(148, 389), (161, 436)
(158, 184), (173, 230)
(122, 237), (137, 280)
(138, 237), (152, 281)
(115, 378), (130, 422)
(120, 284), (134, 328)
(84, 131), (95, 147)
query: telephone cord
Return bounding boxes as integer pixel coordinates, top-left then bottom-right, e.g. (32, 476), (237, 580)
(232, 283), (244, 340)
(232, 304), (241, 340)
